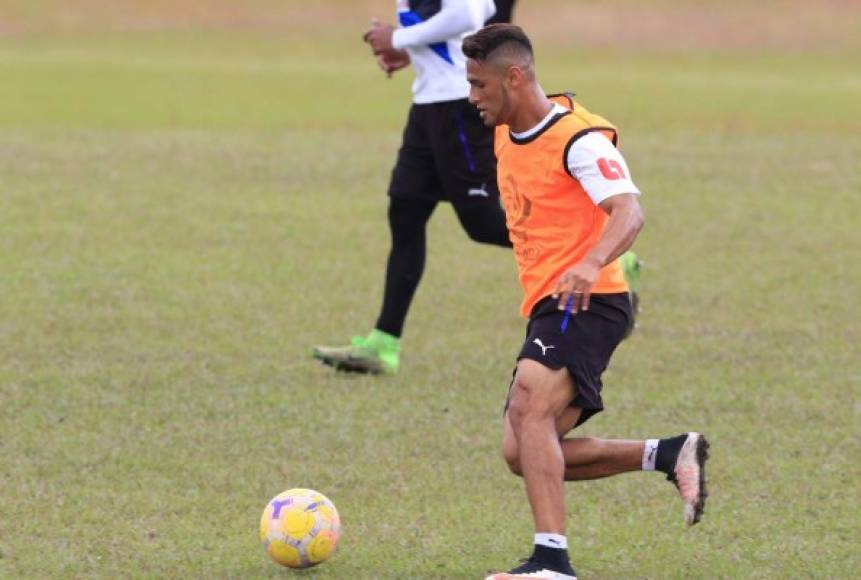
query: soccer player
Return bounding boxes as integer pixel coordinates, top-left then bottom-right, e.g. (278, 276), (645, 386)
(312, 0), (511, 375)
(462, 25), (709, 580)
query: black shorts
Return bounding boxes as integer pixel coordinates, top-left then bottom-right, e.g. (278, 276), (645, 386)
(511, 293), (632, 427)
(388, 99), (499, 204)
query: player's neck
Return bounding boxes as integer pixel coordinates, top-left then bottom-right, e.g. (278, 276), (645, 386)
(507, 87), (554, 134)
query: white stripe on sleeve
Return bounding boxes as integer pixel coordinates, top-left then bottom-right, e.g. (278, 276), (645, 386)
(392, 0), (493, 50)
(566, 131), (641, 205)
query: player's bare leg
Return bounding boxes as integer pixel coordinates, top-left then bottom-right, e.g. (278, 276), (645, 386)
(507, 359), (575, 533)
(504, 416), (643, 480)
(504, 406), (710, 524)
(488, 359), (579, 579)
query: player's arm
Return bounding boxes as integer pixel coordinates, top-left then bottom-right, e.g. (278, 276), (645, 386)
(554, 194), (644, 313)
(553, 132), (645, 313)
(586, 193), (644, 269)
(392, 0), (492, 50)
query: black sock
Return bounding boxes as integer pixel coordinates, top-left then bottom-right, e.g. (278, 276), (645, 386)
(655, 433), (688, 475)
(531, 544), (573, 572)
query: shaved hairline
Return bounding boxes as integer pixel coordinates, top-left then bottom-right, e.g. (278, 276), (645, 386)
(483, 40), (535, 77)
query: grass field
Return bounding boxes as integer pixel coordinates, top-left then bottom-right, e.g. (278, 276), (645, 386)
(1, 1), (859, 578)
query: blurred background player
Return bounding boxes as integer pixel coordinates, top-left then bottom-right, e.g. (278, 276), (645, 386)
(313, 1), (640, 374)
(313, 0), (510, 374)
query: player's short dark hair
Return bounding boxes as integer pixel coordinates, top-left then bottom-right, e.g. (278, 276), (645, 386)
(462, 24), (533, 62)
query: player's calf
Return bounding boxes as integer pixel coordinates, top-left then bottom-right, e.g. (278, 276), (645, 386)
(502, 417), (523, 476)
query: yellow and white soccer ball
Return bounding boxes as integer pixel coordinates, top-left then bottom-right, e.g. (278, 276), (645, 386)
(259, 488), (341, 568)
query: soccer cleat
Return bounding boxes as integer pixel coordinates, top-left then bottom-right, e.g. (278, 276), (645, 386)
(669, 432), (710, 526)
(620, 250), (642, 337)
(485, 557), (577, 580)
(312, 329), (400, 374)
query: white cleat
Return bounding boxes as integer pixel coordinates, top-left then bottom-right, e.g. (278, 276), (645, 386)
(672, 432), (710, 526)
(485, 572), (576, 580)
(485, 567), (577, 579)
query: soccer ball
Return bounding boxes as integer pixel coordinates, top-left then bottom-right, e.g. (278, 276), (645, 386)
(259, 488), (341, 568)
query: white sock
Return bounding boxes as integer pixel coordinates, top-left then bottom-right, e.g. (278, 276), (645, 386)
(535, 533), (568, 550)
(642, 439), (659, 471)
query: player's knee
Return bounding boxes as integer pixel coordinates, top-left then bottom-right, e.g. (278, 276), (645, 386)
(506, 388), (529, 429)
(507, 379), (551, 427)
(456, 205), (509, 247)
(389, 216), (424, 246)
(463, 224), (491, 243)
(464, 223), (509, 246)
(387, 199), (432, 244)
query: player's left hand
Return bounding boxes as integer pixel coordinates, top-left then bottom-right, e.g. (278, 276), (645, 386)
(553, 257), (602, 314)
(376, 49), (410, 78)
(363, 18), (395, 54)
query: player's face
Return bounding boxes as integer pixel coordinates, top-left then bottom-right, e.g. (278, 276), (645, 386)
(467, 59), (508, 127)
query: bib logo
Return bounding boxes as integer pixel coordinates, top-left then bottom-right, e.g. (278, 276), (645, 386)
(502, 174), (532, 243)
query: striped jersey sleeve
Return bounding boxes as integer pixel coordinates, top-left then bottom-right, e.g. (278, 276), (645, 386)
(565, 131), (640, 205)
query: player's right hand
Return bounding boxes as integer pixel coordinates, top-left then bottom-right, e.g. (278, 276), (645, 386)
(363, 18), (395, 54)
(553, 256), (602, 314)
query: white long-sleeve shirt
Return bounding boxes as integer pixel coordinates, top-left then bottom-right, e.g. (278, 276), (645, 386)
(392, 0), (496, 104)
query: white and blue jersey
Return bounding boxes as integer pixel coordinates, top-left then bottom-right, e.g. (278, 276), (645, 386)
(391, 0), (496, 104)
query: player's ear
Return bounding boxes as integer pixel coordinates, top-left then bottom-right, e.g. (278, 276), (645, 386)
(507, 64), (526, 88)
(504, 64), (519, 87)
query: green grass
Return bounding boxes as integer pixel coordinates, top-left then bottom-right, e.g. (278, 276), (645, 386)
(1, 3), (860, 578)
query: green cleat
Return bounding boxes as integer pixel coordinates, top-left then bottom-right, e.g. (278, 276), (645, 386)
(620, 250), (642, 337)
(312, 329), (400, 374)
